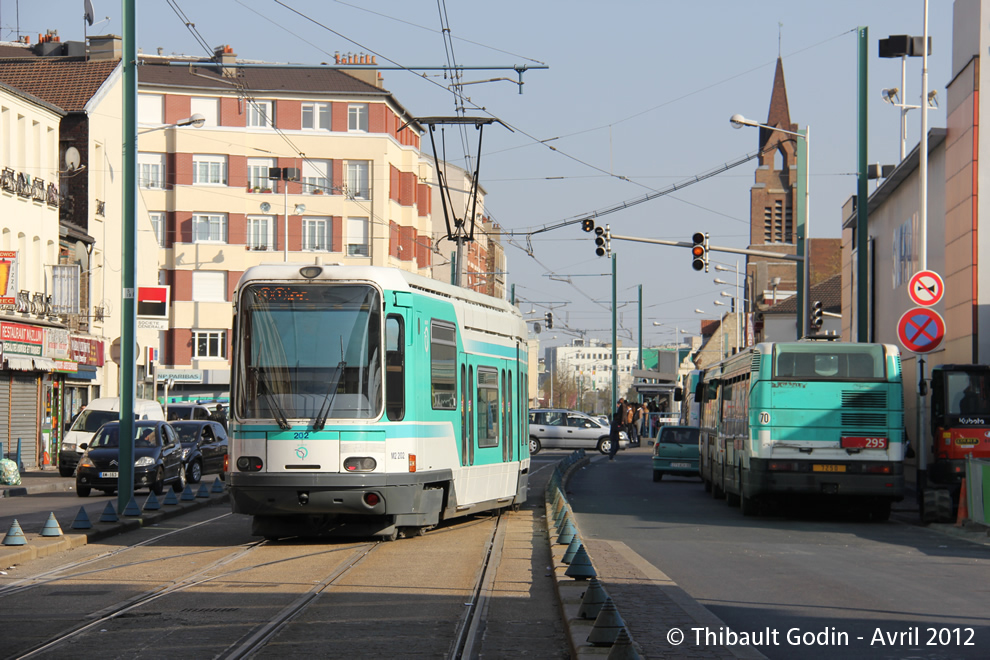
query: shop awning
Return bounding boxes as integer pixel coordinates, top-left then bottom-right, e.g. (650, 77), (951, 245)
(4, 356), (36, 371)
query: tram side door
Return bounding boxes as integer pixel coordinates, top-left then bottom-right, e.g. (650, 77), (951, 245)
(460, 358), (474, 466)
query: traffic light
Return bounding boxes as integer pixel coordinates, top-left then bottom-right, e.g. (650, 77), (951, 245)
(581, 218), (596, 233)
(594, 227), (608, 257)
(545, 311), (554, 329)
(811, 300), (823, 330)
(691, 232), (709, 272)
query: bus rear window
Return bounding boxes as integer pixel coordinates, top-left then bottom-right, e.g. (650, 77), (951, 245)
(773, 345), (885, 381)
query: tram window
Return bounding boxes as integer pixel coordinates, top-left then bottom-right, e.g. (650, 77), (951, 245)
(477, 367), (500, 448)
(385, 315), (404, 421)
(431, 320), (457, 410)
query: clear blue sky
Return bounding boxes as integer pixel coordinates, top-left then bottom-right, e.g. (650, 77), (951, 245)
(2, 0), (953, 351)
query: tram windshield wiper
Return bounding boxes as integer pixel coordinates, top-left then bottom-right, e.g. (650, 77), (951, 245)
(313, 361), (346, 431)
(256, 367), (290, 430)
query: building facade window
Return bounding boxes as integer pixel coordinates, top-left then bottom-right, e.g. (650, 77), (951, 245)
(301, 102), (331, 130)
(345, 161), (370, 199)
(247, 100), (273, 128)
(302, 217), (330, 251)
(137, 93), (163, 125)
(247, 158), (275, 190)
(302, 159), (330, 194)
(348, 103), (368, 132)
(192, 271), (226, 301)
(246, 215), (274, 251)
(192, 213), (227, 243)
(51, 264), (80, 314)
(138, 152), (165, 189)
(193, 154), (227, 185)
(347, 217), (369, 257)
(190, 97), (219, 126)
(193, 330), (227, 359)
(892, 216), (916, 288)
(149, 211), (165, 247)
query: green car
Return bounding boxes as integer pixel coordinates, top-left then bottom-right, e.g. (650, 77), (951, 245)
(651, 425), (701, 482)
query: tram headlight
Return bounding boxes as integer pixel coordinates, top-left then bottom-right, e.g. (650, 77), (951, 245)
(299, 265), (322, 279)
(236, 455), (264, 472)
(343, 457), (377, 472)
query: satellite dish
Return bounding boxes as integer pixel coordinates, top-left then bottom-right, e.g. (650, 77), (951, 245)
(74, 241), (89, 270)
(259, 202), (271, 213)
(65, 147), (81, 171)
(84, 0), (96, 26)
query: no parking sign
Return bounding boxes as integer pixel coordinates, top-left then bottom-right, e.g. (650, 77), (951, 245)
(897, 308), (945, 354)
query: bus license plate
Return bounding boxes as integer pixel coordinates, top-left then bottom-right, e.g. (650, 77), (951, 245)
(840, 436), (888, 449)
(812, 465), (846, 473)
(100, 471), (119, 478)
(670, 462), (691, 468)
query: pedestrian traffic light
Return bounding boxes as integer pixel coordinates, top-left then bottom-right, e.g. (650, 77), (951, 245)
(581, 218), (596, 232)
(691, 232), (709, 272)
(811, 300), (823, 330)
(545, 311), (554, 329)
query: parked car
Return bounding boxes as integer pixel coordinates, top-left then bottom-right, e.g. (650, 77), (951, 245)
(59, 398), (165, 477)
(75, 420), (185, 497)
(165, 403), (213, 422)
(170, 420), (229, 484)
(528, 409), (628, 455)
(650, 425), (701, 482)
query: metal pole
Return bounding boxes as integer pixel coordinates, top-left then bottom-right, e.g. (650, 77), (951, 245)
(637, 284), (643, 371)
(900, 54), (908, 162)
(118, 0), (137, 515)
(283, 175), (289, 262)
(917, 0), (930, 497)
(611, 250), (617, 410)
(803, 126), (811, 341)
(856, 26), (870, 342)
(735, 260), (741, 352)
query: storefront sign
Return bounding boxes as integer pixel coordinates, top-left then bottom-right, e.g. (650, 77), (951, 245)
(1, 321), (44, 356)
(69, 335), (105, 367)
(45, 327), (70, 359)
(0, 251), (17, 309)
(156, 369), (203, 383)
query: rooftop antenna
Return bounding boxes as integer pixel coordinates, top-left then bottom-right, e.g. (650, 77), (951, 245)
(83, 0), (94, 58)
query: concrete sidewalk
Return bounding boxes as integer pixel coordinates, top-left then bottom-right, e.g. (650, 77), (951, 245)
(0, 469), (77, 498)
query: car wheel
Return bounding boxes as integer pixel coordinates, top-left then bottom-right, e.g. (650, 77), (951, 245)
(652, 470), (662, 482)
(597, 438), (611, 455)
(151, 468), (165, 495)
(188, 459), (202, 484)
(76, 485), (91, 498)
(172, 465), (186, 493)
(529, 437), (541, 455)
(59, 466), (74, 478)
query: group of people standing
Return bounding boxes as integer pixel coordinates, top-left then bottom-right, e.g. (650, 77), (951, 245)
(607, 397), (650, 460)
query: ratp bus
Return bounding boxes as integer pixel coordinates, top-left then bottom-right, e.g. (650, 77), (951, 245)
(228, 264), (530, 540)
(699, 341), (904, 519)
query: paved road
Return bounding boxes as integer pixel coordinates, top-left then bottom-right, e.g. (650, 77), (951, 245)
(566, 447), (990, 660)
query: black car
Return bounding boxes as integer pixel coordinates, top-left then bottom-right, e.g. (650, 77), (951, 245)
(165, 403), (213, 421)
(75, 421), (186, 497)
(170, 420), (229, 484)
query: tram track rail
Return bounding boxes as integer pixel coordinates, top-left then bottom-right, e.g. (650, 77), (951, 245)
(449, 511), (508, 660)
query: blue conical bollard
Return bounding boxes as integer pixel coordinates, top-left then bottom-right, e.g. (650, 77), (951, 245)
(587, 597), (626, 647)
(2, 519), (27, 546)
(565, 544), (596, 580)
(606, 627), (640, 660)
(71, 506), (93, 530)
(211, 477), (225, 493)
(563, 535), (582, 564)
(180, 485), (195, 501)
(40, 513), (63, 537)
(99, 501), (118, 523)
(123, 496), (142, 517)
(144, 491), (161, 511)
(163, 488), (179, 505)
(578, 577), (608, 619)
(556, 519), (576, 545)
(196, 482), (210, 498)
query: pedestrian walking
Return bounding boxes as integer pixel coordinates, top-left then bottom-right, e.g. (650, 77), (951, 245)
(609, 401), (624, 460)
(629, 401), (640, 446)
(210, 403), (228, 431)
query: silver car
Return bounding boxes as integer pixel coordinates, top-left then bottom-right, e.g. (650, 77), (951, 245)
(528, 409), (628, 455)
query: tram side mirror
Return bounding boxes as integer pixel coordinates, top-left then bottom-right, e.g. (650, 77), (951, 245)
(674, 387), (683, 402)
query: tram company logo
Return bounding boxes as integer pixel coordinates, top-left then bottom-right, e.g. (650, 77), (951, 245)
(295, 446), (308, 459)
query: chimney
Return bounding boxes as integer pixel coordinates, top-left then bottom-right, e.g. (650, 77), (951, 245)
(213, 44), (237, 78)
(88, 34), (122, 61)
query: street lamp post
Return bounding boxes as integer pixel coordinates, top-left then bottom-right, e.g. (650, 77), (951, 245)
(730, 114), (810, 340)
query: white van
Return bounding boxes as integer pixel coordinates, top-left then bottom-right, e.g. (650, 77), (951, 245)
(59, 398), (165, 477)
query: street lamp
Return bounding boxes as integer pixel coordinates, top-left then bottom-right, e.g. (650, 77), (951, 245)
(730, 113), (810, 340)
(137, 113), (206, 135)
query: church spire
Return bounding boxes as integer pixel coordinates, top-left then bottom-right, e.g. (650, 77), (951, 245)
(760, 57), (793, 150)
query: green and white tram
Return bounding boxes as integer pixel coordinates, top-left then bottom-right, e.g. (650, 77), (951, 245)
(699, 341), (905, 519)
(228, 264), (530, 539)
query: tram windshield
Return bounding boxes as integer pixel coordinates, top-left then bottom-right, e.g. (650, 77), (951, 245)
(235, 283), (383, 421)
(772, 344), (886, 381)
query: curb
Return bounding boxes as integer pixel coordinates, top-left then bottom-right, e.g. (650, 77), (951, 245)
(1, 491), (230, 566)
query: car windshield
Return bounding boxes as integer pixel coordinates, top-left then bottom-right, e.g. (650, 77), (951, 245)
(658, 427), (699, 445)
(90, 425), (161, 448)
(172, 424), (206, 443)
(72, 409), (118, 433)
